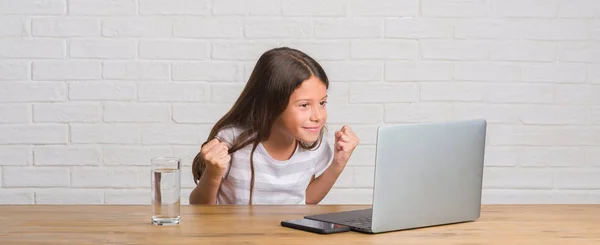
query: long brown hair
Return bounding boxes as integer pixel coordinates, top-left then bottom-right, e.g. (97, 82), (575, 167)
(192, 47), (330, 204)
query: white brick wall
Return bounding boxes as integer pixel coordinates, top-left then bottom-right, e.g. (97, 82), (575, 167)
(1, 0), (599, 205)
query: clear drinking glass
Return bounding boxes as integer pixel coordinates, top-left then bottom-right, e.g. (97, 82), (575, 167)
(151, 157), (181, 225)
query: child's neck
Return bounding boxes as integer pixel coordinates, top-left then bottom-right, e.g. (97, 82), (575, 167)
(261, 130), (297, 161)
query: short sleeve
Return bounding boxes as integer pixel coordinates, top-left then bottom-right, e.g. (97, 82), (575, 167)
(214, 126), (237, 148)
(314, 137), (333, 178)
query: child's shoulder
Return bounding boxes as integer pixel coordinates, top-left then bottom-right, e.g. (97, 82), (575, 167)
(215, 125), (245, 146)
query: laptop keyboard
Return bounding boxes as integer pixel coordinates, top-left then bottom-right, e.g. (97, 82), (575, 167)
(341, 217), (372, 228)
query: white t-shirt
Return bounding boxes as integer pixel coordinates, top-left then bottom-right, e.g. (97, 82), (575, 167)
(214, 126), (333, 205)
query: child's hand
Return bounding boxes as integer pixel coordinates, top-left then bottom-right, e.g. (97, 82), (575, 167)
(333, 125), (359, 167)
(200, 138), (231, 179)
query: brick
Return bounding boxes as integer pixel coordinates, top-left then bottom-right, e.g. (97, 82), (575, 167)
(172, 62), (240, 82)
(103, 17), (172, 37)
(69, 81), (136, 101)
(482, 189), (594, 204)
(71, 124), (141, 144)
(520, 105), (588, 125)
(212, 41), (279, 60)
(0, 104), (31, 123)
(353, 166), (374, 188)
(483, 167), (553, 189)
(592, 107), (600, 125)
(211, 83), (245, 103)
(103, 61), (169, 81)
(0, 82), (66, 102)
(0, 61), (29, 80)
(420, 82), (486, 102)
(422, 0), (488, 17)
(551, 127), (600, 146)
(330, 167), (353, 188)
(282, 0), (345, 16)
(485, 146), (585, 167)
(0, 190), (34, 204)
(351, 40), (417, 60)
(521, 19), (589, 41)
(34, 146), (101, 166)
(69, 0), (136, 16)
(455, 62), (521, 82)
(70, 39), (136, 59)
(33, 17), (100, 37)
(0, 39), (65, 58)
(172, 103), (230, 123)
(105, 190), (150, 204)
(586, 148), (600, 166)
(320, 61), (382, 82)
(213, 0), (281, 15)
(348, 0), (417, 16)
(34, 103), (101, 123)
(385, 62), (453, 81)
(0, 0), (65, 14)
(142, 125), (212, 145)
(139, 82), (209, 102)
(349, 83), (417, 103)
(346, 145), (376, 166)
(326, 104), (383, 124)
(320, 188), (372, 204)
(139, 0), (210, 15)
(491, 0), (558, 17)
(139, 40), (210, 60)
(591, 65), (600, 84)
(280, 41), (349, 60)
(0, 16), (29, 36)
(181, 166), (196, 188)
(36, 189), (104, 204)
(454, 19), (521, 39)
(554, 169), (600, 189)
(554, 84), (600, 105)
(0, 147), (31, 166)
(488, 125), (551, 146)
(104, 146), (173, 166)
(490, 41), (556, 62)
(522, 63), (586, 83)
(560, 42), (600, 62)
(33, 61), (101, 81)
(326, 82), (349, 104)
(314, 19), (382, 38)
(174, 17), (242, 38)
(384, 103), (453, 123)
(558, 0), (600, 18)
(3, 167), (69, 187)
(245, 18), (312, 38)
(71, 167), (150, 188)
(385, 18), (452, 39)
(420, 40), (488, 60)
(486, 83), (553, 103)
(104, 103), (171, 122)
(453, 104), (521, 124)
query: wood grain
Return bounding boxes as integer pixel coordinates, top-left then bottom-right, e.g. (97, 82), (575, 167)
(0, 205), (599, 244)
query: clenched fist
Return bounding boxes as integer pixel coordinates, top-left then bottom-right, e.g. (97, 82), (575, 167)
(333, 125), (359, 167)
(200, 138), (231, 179)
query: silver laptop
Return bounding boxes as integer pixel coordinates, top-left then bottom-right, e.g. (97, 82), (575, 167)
(305, 119), (487, 234)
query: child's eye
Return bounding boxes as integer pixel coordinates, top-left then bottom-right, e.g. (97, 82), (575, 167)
(300, 103), (309, 108)
(320, 101), (327, 106)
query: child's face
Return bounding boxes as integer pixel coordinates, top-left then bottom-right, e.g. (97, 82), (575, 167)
(276, 76), (328, 143)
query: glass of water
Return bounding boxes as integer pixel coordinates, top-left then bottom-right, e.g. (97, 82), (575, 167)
(151, 157), (181, 225)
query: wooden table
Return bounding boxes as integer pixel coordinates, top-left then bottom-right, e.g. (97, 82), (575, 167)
(0, 205), (599, 244)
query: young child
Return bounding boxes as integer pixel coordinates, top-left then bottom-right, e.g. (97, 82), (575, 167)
(189, 47), (359, 205)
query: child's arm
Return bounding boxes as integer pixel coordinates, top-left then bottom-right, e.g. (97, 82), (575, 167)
(189, 138), (231, 205)
(305, 163), (344, 204)
(189, 171), (222, 204)
(305, 125), (359, 204)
